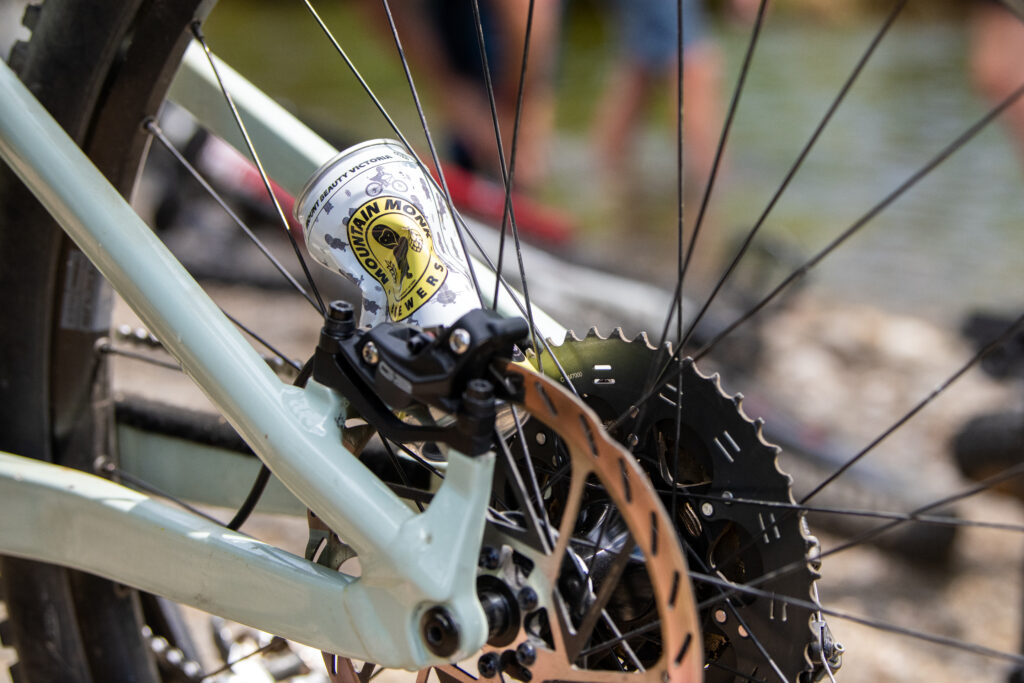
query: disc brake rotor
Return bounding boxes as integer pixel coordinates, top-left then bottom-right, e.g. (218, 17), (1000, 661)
(520, 329), (836, 682)
(311, 359), (703, 683)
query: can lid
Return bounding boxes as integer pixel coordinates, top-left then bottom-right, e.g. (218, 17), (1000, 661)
(293, 138), (408, 225)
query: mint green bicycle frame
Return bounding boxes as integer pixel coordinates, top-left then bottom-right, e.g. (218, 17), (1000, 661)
(0, 44), (563, 668)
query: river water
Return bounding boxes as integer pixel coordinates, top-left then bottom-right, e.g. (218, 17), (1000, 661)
(549, 13), (1024, 327)
(716, 17), (1024, 325)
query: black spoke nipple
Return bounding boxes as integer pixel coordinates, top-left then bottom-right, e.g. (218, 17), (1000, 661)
(477, 652), (501, 678)
(420, 606), (459, 658)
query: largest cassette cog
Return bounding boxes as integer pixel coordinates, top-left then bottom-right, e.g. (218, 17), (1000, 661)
(522, 329), (836, 682)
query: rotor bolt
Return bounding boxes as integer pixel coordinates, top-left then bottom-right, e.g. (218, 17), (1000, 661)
(517, 586), (538, 612)
(515, 641), (537, 667)
(479, 545), (501, 570)
(477, 652), (501, 678)
(361, 341), (380, 365)
(449, 328), (472, 354)
(420, 606), (460, 658)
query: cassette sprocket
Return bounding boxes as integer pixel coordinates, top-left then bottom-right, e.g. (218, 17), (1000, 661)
(519, 329), (838, 682)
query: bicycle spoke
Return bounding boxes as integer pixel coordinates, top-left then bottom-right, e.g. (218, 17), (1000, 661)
(199, 637), (285, 680)
(509, 405), (556, 549)
(578, 620), (661, 659)
(145, 119), (321, 312)
(658, 0), (769, 357)
(800, 310), (1024, 505)
(705, 460), (1024, 608)
(692, 571), (1024, 666)
(377, 0), (485, 305)
(679, 0), (908, 350)
(681, 538), (789, 683)
(670, 0), (687, 529)
(618, 76), (1024, 428)
(379, 437), (425, 513)
(686, 490), (1024, 534)
(563, 535), (637, 662)
(468, 0), (543, 370)
(692, 78), (1024, 363)
(708, 309), (1024, 576)
(493, 425), (552, 551)
(189, 24), (327, 315)
(96, 457), (226, 526)
(220, 308), (303, 372)
(97, 342), (184, 372)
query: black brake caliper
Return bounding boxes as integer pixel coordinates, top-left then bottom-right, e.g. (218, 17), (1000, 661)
(311, 300), (528, 456)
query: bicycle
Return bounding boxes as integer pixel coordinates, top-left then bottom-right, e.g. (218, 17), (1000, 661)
(1, 1), (1023, 682)
(365, 166), (411, 197)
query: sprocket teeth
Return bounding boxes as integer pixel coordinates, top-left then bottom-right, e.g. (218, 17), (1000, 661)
(537, 331), (827, 681)
(630, 330), (660, 351)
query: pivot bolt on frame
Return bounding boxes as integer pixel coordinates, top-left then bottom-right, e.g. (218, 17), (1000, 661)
(420, 606), (460, 658)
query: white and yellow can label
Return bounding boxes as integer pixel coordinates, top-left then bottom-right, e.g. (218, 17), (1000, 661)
(295, 139), (479, 328)
(347, 196), (447, 321)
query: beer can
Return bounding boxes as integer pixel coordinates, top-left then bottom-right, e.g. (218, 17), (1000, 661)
(295, 139), (480, 328)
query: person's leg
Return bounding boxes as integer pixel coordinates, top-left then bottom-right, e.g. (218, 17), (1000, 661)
(970, 3), (1024, 169)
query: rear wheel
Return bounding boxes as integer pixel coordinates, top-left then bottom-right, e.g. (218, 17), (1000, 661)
(2, 1), (1024, 682)
(0, 2), (207, 680)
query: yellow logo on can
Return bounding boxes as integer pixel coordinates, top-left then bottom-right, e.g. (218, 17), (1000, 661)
(347, 196), (447, 321)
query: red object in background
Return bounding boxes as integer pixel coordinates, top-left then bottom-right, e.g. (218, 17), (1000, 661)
(199, 134), (574, 247)
(197, 135), (305, 243)
(431, 164), (575, 246)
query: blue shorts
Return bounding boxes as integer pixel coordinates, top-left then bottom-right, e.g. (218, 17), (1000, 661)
(618, 0), (706, 69)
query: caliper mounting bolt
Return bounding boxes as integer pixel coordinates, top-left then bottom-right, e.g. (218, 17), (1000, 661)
(361, 341), (380, 365)
(449, 328), (472, 354)
(325, 300), (355, 338)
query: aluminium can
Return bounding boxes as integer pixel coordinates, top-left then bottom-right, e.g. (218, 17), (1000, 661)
(295, 139), (479, 328)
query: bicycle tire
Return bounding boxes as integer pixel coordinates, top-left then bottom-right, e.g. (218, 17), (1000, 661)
(0, 1), (208, 680)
